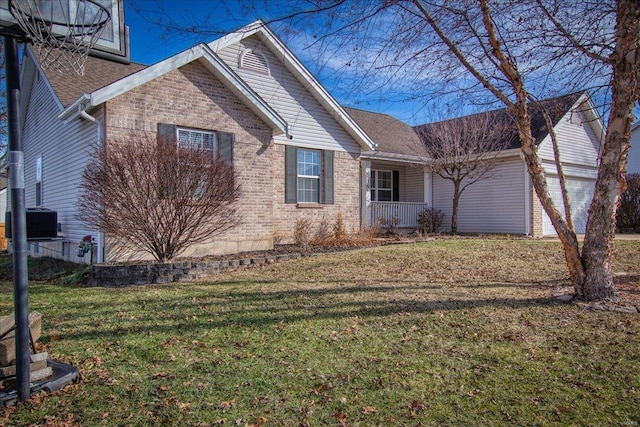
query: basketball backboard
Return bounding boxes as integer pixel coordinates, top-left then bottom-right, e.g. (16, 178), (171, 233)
(0, 0), (130, 64)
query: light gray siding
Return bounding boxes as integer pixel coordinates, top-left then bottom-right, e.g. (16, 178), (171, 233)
(432, 157), (527, 234)
(21, 62), (101, 262)
(216, 35), (361, 153)
(537, 108), (600, 169)
(536, 105), (600, 235)
(403, 166), (425, 202)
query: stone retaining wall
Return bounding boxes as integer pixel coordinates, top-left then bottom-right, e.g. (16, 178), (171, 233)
(89, 253), (302, 287)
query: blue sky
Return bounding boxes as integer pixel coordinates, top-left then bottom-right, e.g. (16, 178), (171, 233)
(123, 0), (427, 125)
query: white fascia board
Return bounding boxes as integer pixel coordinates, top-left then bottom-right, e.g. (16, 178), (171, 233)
(573, 92), (605, 145)
(25, 46), (64, 112)
(58, 43), (288, 135)
(88, 45), (206, 106)
(207, 20), (266, 52)
(360, 150), (428, 164)
(209, 20), (376, 151)
(363, 147), (522, 166)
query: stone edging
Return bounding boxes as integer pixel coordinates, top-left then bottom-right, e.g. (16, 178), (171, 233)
(89, 253), (302, 287)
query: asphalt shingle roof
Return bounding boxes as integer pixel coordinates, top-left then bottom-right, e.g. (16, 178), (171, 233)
(43, 54), (147, 107)
(342, 107), (424, 157)
(413, 92), (584, 151)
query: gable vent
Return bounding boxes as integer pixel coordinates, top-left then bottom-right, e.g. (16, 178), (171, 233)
(240, 49), (270, 75)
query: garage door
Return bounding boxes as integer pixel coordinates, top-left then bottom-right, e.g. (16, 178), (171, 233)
(543, 176), (595, 235)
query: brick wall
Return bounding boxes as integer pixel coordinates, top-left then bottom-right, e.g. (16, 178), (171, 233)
(531, 187), (544, 238)
(103, 61), (276, 261)
(271, 144), (361, 242)
(101, 60), (364, 261)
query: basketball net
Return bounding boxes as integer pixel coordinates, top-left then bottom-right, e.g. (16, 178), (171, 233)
(9, 0), (111, 76)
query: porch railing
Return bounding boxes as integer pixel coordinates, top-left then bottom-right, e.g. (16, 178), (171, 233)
(369, 202), (430, 229)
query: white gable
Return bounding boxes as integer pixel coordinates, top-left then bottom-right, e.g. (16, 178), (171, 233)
(210, 21), (374, 153)
(216, 35), (359, 153)
(537, 97), (602, 176)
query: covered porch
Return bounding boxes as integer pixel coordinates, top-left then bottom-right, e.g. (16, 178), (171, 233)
(369, 201), (431, 229)
(360, 158), (432, 230)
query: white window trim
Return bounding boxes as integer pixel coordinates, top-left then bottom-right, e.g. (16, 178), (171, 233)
(177, 127), (217, 152)
(371, 169), (393, 202)
(297, 148), (322, 204)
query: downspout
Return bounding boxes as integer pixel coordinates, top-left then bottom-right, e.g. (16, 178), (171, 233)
(79, 108), (105, 263)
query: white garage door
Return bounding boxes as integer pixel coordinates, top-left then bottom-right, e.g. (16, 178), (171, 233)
(543, 176), (595, 235)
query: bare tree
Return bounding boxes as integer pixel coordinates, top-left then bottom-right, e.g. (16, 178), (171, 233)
(139, 0), (638, 301)
(284, 0), (637, 302)
(415, 111), (514, 233)
(78, 134), (241, 262)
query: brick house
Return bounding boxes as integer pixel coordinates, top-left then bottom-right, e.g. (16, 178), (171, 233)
(17, 20), (605, 263)
(18, 21), (374, 263)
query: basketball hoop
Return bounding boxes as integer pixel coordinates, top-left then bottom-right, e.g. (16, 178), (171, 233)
(8, 0), (111, 76)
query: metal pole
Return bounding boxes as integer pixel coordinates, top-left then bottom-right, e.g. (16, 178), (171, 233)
(5, 36), (31, 401)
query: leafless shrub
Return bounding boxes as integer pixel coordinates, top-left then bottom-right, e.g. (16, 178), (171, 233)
(293, 218), (312, 249)
(617, 174), (640, 233)
(333, 212), (348, 242)
(78, 134), (241, 262)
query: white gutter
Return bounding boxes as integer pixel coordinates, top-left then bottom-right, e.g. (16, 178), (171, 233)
(58, 93), (91, 122)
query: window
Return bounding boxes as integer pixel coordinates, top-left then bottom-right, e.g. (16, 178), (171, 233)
(177, 128), (216, 151)
(370, 169), (399, 202)
(157, 123), (233, 163)
(297, 149), (321, 203)
(157, 123), (234, 199)
(371, 170), (392, 202)
(285, 146), (334, 205)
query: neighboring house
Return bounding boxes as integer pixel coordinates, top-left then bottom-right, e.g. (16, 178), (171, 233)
(18, 20), (374, 263)
(629, 121), (640, 174)
(412, 92), (603, 236)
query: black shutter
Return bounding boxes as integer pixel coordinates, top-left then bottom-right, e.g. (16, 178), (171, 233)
(393, 170), (400, 202)
(285, 145), (297, 204)
(157, 123), (177, 144)
(218, 132), (234, 164)
(323, 150), (334, 204)
(157, 124), (177, 198)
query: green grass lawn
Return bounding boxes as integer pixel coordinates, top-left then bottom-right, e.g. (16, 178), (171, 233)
(1, 237), (639, 426)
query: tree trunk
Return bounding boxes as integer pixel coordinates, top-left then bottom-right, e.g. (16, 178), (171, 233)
(512, 99), (586, 289)
(451, 181), (461, 233)
(578, 0), (638, 301)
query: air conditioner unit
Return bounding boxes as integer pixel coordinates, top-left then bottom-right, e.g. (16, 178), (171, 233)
(5, 208), (58, 240)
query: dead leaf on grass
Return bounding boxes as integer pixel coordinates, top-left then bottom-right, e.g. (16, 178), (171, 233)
(411, 399), (426, 416)
(362, 406), (377, 414)
(219, 398), (237, 411)
(332, 410), (348, 427)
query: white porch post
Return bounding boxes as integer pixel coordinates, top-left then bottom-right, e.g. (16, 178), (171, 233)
(361, 160), (371, 228)
(423, 168), (432, 206)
